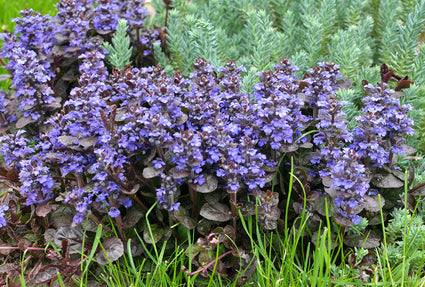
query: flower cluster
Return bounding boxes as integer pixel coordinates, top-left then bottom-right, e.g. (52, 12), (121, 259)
(0, 131), (34, 169)
(0, 205), (8, 228)
(0, 91), (16, 132)
(351, 83), (414, 169)
(19, 157), (55, 205)
(0, 9), (57, 122)
(308, 63), (349, 173)
(0, 2), (416, 236)
(93, 0), (149, 32)
(329, 149), (370, 225)
(253, 64), (307, 151)
(303, 62), (343, 118)
(55, 0), (92, 53)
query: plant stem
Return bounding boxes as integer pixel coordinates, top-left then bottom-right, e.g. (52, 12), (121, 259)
(189, 184), (197, 218)
(230, 192), (237, 231)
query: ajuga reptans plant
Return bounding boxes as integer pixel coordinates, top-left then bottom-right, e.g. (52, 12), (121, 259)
(0, 0), (419, 284)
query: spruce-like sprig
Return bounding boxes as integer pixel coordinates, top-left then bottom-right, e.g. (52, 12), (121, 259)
(103, 19), (133, 70)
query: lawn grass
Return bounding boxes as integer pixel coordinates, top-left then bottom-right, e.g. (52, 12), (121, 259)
(0, 0), (57, 31)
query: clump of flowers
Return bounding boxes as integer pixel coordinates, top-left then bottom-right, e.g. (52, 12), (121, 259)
(0, 2), (417, 283)
(351, 82), (414, 170)
(0, 9), (57, 123)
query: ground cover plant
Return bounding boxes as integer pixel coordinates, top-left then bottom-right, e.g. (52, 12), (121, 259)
(0, 0), (425, 286)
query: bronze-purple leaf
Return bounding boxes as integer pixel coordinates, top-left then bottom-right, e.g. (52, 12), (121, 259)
(95, 237), (124, 265)
(54, 226), (87, 254)
(409, 183), (425, 196)
(79, 137), (98, 147)
(344, 232), (380, 249)
(121, 183), (140, 195)
(143, 149), (157, 165)
(197, 219), (213, 236)
(357, 251), (377, 267)
(169, 166), (191, 179)
(122, 205), (145, 229)
(33, 264), (61, 284)
(315, 196), (337, 216)
(372, 173), (404, 189)
(0, 263), (20, 277)
(395, 77), (414, 91)
(57, 135), (78, 147)
(333, 212), (355, 227)
(279, 143), (299, 153)
(347, 253), (356, 267)
(126, 238), (144, 257)
(199, 203), (231, 222)
(143, 224), (164, 244)
(36, 203), (54, 217)
(142, 165), (163, 179)
(212, 225), (236, 249)
(363, 195), (384, 213)
(174, 206), (196, 230)
(335, 78), (353, 90)
(190, 175), (218, 193)
(16, 116), (37, 129)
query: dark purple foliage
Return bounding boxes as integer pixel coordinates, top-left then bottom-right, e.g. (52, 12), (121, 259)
(0, 2), (417, 281)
